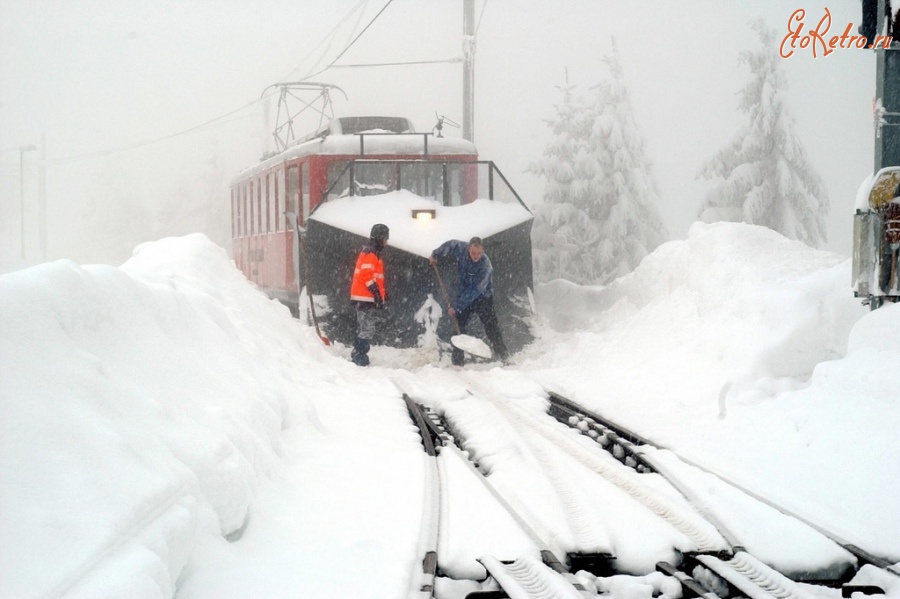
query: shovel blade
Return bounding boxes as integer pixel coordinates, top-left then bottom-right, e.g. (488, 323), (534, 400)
(450, 334), (492, 359)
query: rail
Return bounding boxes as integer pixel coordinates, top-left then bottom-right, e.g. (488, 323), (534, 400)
(392, 376), (898, 597)
(545, 389), (900, 592)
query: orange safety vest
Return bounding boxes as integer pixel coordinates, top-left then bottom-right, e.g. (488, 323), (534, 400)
(350, 247), (386, 302)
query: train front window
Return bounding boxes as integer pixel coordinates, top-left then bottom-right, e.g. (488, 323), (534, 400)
(326, 161), (350, 201)
(338, 117), (411, 134)
(327, 161), (396, 200)
(445, 164), (465, 206)
(324, 160), (476, 205)
(398, 163), (443, 201)
(355, 163), (396, 196)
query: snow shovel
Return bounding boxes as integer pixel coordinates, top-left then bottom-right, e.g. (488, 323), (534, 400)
(285, 211), (330, 346)
(430, 262), (492, 359)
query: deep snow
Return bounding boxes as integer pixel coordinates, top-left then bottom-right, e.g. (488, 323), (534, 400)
(2, 223), (899, 597)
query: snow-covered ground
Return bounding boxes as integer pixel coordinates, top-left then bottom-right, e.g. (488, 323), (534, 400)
(2, 223), (899, 597)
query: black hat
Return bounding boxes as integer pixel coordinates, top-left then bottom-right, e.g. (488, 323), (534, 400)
(370, 223), (390, 242)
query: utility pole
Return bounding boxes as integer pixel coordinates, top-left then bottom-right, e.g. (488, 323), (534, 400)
(38, 134), (47, 261)
(462, 0), (475, 142)
(19, 144), (37, 259)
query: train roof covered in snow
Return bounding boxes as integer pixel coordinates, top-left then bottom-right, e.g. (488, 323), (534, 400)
(232, 116), (478, 185)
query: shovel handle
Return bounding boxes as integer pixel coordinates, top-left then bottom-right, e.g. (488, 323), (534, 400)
(431, 262), (461, 335)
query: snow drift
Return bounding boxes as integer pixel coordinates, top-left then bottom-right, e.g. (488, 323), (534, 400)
(2, 222), (899, 596)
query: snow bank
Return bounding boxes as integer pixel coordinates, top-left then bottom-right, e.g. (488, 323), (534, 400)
(533, 221), (863, 402)
(311, 190), (532, 257)
(528, 221), (900, 559)
(0, 234), (306, 596)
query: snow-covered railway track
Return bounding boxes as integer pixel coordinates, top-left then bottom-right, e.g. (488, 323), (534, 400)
(395, 373), (898, 598)
(402, 393), (441, 598)
(545, 390), (900, 597)
(400, 390), (596, 598)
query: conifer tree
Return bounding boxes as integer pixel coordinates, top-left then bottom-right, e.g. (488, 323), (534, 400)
(581, 45), (668, 282)
(530, 45), (668, 285)
(528, 79), (592, 282)
(697, 20), (829, 247)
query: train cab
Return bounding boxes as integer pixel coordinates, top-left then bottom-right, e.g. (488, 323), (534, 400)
(230, 116), (535, 352)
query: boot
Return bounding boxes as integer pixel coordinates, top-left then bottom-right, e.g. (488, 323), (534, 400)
(451, 347), (465, 367)
(351, 337), (371, 366)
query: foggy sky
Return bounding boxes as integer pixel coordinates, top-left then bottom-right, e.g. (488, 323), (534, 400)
(0, 0), (875, 272)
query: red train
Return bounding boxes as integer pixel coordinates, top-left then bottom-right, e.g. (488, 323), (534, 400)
(230, 115), (534, 352)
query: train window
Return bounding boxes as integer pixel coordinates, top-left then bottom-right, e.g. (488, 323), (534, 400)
(276, 169), (285, 232)
(258, 177), (264, 235)
(268, 172), (276, 233)
(243, 183), (250, 237)
(399, 163), (443, 201)
(327, 161), (351, 201)
(287, 165), (299, 220)
(258, 176), (265, 234)
(238, 186), (244, 237)
(446, 163), (470, 206)
(263, 176), (268, 232)
(336, 116), (412, 134)
(355, 163), (397, 196)
(262, 175), (269, 233)
(251, 180), (258, 236)
(301, 163), (310, 220)
(237, 188), (243, 237)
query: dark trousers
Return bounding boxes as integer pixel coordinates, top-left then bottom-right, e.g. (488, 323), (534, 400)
(351, 302), (380, 366)
(452, 295), (508, 365)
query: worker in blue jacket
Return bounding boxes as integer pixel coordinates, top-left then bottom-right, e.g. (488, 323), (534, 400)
(429, 237), (509, 366)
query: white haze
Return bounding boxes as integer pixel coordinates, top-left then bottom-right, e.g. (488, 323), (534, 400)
(0, 0), (875, 272)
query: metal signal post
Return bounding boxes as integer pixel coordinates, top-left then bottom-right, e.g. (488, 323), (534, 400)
(869, 0), (900, 170)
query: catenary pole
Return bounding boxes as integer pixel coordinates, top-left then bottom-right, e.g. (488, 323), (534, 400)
(39, 134), (47, 262)
(19, 144), (37, 259)
(462, 0), (475, 142)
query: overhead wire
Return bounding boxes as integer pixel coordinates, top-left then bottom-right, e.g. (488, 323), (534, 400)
(279, 0), (370, 83)
(42, 0), (388, 164)
(46, 103), (259, 165)
(475, 0), (488, 36)
(302, 0), (396, 81)
(330, 58), (461, 69)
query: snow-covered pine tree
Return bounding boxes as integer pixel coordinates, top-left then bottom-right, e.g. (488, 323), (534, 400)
(529, 44), (668, 285)
(528, 78), (593, 283)
(697, 19), (829, 247)
(580, 43), (668, 283)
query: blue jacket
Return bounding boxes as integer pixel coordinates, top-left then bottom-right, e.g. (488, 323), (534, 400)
(431, 240), (493, 313)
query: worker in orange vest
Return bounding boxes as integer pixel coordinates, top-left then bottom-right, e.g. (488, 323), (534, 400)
(349, 223), (389, 366)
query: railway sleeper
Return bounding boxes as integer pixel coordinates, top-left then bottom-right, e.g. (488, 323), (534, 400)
(656, 560), (724, 599)
(841, 585), (887, 597)
(473, 555), (594, 599)
(565, 552), (617, 577)
(549, 404), (655, 473)
(685, 550), (821, 599)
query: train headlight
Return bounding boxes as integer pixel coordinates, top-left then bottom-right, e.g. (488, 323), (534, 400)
(412, 209), (436, 222)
